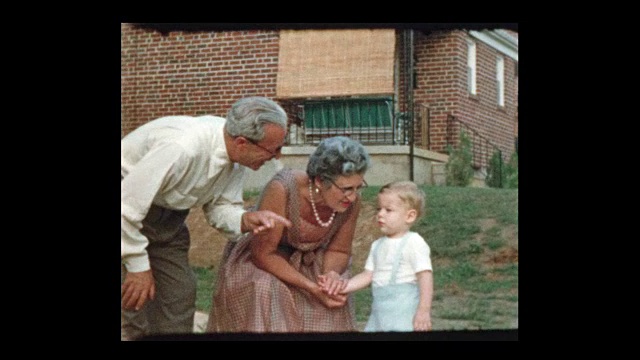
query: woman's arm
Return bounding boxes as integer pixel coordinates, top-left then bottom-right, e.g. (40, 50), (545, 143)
(317, 198), (361, 296)
(249, 179), (346, 308)
(249, 180), (315, 291)
(322, 197), (361, 275)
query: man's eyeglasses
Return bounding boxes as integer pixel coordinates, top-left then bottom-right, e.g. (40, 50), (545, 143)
(246, 137), (282, 158)
(326, 178), (368, 197)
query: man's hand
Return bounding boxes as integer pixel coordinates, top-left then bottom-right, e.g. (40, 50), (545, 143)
(121, 269), (155, 311)
(241, 210), (292, 234)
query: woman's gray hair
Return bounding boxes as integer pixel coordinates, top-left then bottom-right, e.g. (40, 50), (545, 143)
(306, 136), (371, 182)
(224, 96), (288, 141)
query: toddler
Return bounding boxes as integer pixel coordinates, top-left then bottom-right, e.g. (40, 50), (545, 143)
(319, 181), (433, 332)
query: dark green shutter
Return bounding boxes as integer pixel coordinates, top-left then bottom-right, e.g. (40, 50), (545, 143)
(304, 98), (392, 130)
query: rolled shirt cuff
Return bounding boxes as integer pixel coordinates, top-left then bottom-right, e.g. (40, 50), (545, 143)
(122, 253), (151, 273)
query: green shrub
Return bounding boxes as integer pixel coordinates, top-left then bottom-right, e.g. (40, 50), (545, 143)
(504, 152), (518, 189)
(445, 130), (473, 187)
(485, 150), (504, 188)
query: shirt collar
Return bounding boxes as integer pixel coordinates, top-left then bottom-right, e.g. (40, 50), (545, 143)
(208, 122), (234, 178)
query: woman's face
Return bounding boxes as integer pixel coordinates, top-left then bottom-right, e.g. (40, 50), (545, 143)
(318, 174), (367, 213)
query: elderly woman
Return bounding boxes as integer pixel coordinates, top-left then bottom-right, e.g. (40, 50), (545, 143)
(206, 136), (371, 332)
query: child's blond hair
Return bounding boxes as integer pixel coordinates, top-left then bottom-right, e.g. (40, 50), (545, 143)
(379, 181), (426, 221)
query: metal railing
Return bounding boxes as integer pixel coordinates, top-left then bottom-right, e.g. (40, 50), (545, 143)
(279, 99), (409, 146)
(446, 114), (503, 176)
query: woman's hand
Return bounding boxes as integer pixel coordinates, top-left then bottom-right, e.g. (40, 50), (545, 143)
(317, 272), (348, 296)
(311, 285), (348, 308)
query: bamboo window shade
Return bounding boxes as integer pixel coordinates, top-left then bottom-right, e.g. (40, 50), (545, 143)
(276, 29), (396, 98)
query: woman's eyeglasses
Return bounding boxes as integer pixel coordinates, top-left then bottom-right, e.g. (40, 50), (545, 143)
(327, 178), (368, 196)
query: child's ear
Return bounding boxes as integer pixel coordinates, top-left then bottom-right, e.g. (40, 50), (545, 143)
(406, 209), (417, 224)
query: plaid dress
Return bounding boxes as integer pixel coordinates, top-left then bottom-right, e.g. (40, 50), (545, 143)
(206, 168), (357, 333)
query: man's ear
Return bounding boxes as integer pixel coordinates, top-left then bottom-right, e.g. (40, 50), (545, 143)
(234, 136), (249, 146)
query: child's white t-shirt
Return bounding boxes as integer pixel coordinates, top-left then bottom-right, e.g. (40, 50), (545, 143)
(364, 231), (432, 287)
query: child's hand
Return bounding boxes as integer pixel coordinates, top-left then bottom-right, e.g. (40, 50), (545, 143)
(317, 272), (348, 296)
(413, 310), (432, 332)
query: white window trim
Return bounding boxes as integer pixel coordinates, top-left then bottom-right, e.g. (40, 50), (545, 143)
(469, 30), (518, 61)
(467, 40), (477, 95)
(497, 55), (505, 107)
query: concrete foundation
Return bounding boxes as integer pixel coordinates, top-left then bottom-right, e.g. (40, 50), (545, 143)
(243, 145), (451, 191)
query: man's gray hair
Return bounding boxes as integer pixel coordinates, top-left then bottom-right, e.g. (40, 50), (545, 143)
(224, 96), (288, 141)
(307, 136), (371, 181)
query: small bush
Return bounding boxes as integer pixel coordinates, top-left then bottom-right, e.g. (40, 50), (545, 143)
(504, 152), (518, 189)
(485, 150), (504, 188)
(445, 130), (473, 187)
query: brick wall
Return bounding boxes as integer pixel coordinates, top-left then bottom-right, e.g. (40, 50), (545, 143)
(412, 30), (465, 154)
(458, 31), (517, 162)
(121, 25), (517, 163)
(412, 30), (517, 162)
(121, 24), (280, 137)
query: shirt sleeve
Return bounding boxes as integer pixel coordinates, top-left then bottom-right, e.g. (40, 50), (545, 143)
(407, 233), (432, 273)
(202, 164), (247, 236)
(121, 143), (187, 272)
(364, 240), (379, 271)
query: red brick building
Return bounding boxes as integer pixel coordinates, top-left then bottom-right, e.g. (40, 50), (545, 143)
(121, 24), (518, 183)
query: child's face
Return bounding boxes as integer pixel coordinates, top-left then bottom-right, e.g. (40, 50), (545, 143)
(375, 191), (415, 238)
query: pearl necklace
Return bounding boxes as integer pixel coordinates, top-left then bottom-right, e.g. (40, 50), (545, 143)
(308, 180), (336, 228)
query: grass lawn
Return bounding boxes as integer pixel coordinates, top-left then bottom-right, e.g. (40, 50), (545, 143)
(193, 185), (518, 331)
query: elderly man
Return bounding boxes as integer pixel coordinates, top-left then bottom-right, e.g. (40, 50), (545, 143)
(121, 96), (292, 340)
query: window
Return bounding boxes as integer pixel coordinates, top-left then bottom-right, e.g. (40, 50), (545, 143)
(301, 97), (394, 144)
(496, 55), (505, 107)
(276, 30), (397, 145)
(467, 40), (477, 95)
